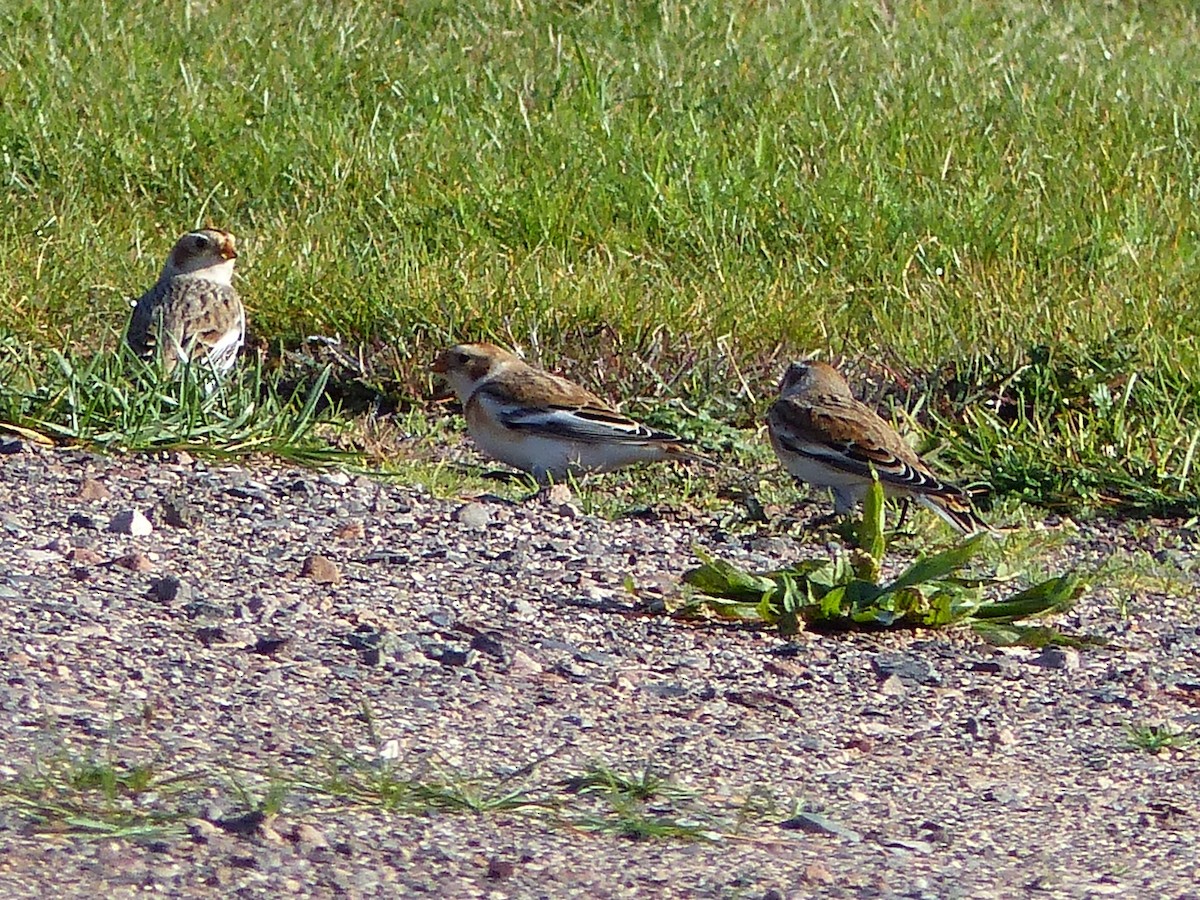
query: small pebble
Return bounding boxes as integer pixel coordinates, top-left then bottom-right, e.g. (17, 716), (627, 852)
(67, 547), (104, 565)
(803, 863), (835, 885)
(293, 823), (330, 849)
(486, 857), (515, 880)
(780, 812), (862, 842)
(67, 512), (99, 530)
(508, 649), (544, 676)
(301, 554), (342, 584)
(1033, 646), (1081, 671)
(332, 520), (365, 541)
(113, 552), (153, 572)
(77, 478), (111, 501)
(454, 502), (492, 529)
(149, 576), (191, 602)
(157, 496), (201, 529)
(872, 653), (941, 685)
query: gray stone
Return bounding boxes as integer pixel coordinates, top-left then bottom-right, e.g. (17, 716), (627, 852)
(1033, 645), (1081, 671)
(148, 576), (192, 603)
(67, 512), (99, 530)
(157, 495), (201, 529)
(780, 812), (862, 842)
(872, 653), (941, 685)
(454, 502), (492, 529)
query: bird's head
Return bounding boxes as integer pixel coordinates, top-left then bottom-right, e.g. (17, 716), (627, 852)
(431, 342), (518, 402)
(777, 359), (849, 398)
(163, 228), (238, 283)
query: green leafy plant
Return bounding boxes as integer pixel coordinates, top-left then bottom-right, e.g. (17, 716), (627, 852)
(1126, 723), (1195, 754)
(683, 479), (1085, 643)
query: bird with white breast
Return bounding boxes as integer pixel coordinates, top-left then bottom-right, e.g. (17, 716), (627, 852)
(432, 342), (704, 482)
(767, 359), (991, 534)
(126, 228), (245, 379)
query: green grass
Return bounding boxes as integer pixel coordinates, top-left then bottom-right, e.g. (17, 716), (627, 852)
(0, 742), (773, 844)
(309, 750), (558, 817)
(0, 756), (199, 840)
(306, 753), (753, 841)
(2, 0), (1200, 514)
(0, 338), (349, 462)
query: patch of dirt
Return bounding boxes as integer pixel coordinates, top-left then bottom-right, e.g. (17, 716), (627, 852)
(0, 441), (1197, 898)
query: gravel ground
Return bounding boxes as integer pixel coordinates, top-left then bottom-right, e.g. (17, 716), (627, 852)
(1, 439), (1198, 898)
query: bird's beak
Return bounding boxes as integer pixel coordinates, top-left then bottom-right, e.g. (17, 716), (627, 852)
(219, 235), (238, 260)
(430, 352), (449, 375)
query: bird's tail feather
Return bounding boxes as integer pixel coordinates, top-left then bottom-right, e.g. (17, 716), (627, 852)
(663, 443), (715, 468)
(916, 494), (995, 536)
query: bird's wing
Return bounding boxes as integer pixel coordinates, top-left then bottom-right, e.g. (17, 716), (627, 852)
(474, 382), (676, 445)
(771, 394), (964, 499)
(157, 280), (243, 348)
(125, 283), (165, 358)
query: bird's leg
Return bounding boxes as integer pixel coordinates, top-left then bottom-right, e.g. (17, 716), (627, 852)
(820, 487), (860, 536)
(529, 473), (552, 502)
(806, 506), (851, 542)
(530, 470), (577, 505)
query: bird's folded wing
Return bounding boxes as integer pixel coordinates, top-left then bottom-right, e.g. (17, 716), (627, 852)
(477, 389), (668, 444)
(126, 290), (161, 357)
(774, 400), (964, 499)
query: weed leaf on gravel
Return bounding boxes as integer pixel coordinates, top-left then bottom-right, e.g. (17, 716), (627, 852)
(683, 482), (1086, 643)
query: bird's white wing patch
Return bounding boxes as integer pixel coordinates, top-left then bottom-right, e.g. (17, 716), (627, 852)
(204, 319), (245, 376)
(480, 394), (654, 444)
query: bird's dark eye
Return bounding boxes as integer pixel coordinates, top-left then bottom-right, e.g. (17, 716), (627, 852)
(194, 236), (209, 249)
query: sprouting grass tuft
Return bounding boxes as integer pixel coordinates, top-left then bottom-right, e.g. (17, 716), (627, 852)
(560, 763), (690, 804)
(295, 750), (770, 842)
(0, 336), (354, 464)
(0, 756), (197, 840)
(0, 739), (794, 846)
(560, 764), (726, 841)
(310, 751), (556, 816)
(1126, 723), (1196, 754)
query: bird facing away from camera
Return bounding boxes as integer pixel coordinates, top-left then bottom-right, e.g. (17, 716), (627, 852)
(767, 360), (990, 534)
(432, 342), (704, 481)
(126, 228), (245, 379)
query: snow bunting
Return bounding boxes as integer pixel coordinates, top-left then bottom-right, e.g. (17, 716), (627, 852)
(126, 228), (245, 378)
(432, 342), (702, 480)
(767, 360), (990, 534)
